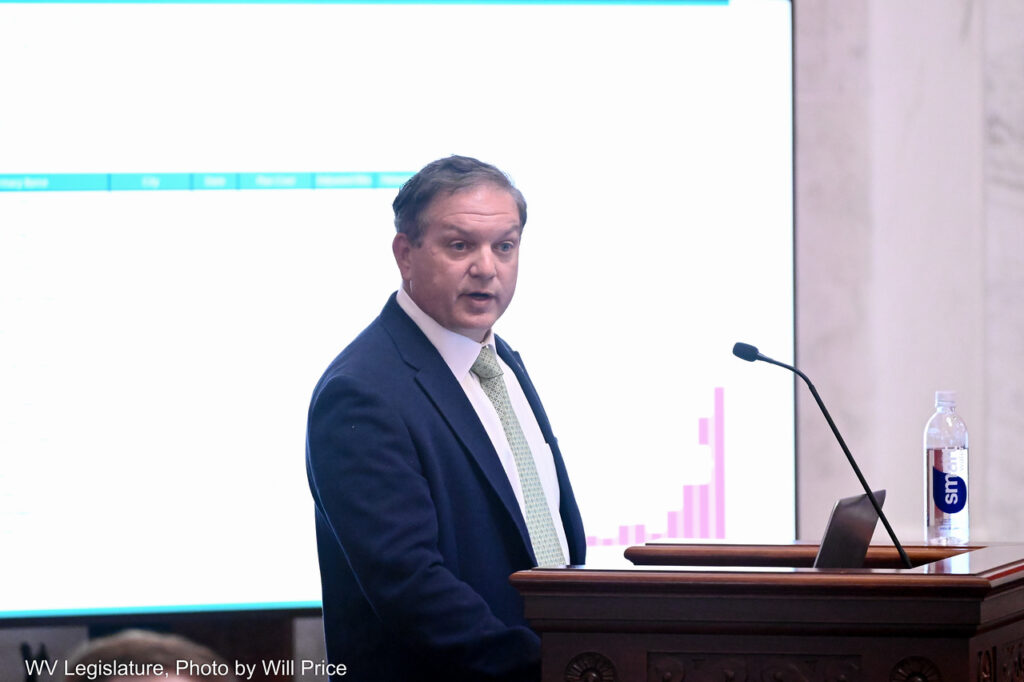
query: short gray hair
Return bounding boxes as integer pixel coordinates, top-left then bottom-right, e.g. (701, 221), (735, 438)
(393, 155), (527, 244)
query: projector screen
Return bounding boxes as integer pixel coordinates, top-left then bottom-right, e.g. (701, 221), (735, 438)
(0, 0), (794, 619)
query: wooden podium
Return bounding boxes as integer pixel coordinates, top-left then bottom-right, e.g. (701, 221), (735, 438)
(510, 543), (1024, 682)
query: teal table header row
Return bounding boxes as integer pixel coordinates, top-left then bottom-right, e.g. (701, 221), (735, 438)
(0, 172), (414, 192)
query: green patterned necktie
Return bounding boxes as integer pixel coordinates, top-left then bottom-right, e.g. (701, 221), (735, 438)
(471, 345), (566, 568)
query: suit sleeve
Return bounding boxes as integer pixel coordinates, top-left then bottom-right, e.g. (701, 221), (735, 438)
(306, 372), (540, 680)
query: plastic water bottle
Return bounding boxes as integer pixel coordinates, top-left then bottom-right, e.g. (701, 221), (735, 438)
(924, 390), (969, 545)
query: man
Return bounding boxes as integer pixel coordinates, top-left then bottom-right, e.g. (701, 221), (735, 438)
(306, 155), (586, 681)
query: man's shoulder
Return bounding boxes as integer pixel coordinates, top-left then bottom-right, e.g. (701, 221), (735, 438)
(314, 293), (448, 392)
(320, 299), (406, 378)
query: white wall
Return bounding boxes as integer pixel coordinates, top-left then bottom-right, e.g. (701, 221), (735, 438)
(795, 0), (1024, 545)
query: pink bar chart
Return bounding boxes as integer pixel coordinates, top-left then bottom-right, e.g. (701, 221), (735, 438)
(586, 387), (726, 547)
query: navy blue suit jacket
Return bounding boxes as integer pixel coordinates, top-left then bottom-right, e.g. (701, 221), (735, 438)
(306, 294), (586, 681)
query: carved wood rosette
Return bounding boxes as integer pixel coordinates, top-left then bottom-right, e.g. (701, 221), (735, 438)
(889, 656), (941, 682)
(565, 651), (617, 682)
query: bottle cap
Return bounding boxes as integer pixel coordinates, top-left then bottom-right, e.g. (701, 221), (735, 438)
(935, 390), (957, 407)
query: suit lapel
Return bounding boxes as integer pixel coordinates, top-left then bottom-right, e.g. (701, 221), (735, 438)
(496, 341), (555, 444)
(379, 296), (533, 555)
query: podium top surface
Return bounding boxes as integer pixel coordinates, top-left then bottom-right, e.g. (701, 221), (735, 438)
(626, 542), (975, 571)
(511, 543), (1024, 597)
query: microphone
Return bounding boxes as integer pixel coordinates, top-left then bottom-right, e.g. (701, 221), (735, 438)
(732, 342), (761, 363)
(732, 342), (912, 569)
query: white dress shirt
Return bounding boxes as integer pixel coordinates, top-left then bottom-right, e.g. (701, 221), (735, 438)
(396, 287), (569, 560)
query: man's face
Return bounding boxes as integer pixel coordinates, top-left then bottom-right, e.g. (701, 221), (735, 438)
(393, 184), (521, 342)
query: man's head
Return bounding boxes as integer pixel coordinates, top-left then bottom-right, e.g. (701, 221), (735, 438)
(392, 156), (527, 342)
(393, 155), (527, 245)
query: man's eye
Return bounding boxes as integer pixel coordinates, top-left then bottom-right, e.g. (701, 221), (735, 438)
(497, 242), (515, 253)
(450, 242), (467, 251)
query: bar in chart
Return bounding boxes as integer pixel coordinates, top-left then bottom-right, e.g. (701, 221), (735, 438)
(586, 387), (726, 547)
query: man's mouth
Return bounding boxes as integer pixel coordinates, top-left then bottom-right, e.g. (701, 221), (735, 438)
(466, 292), (494, 301)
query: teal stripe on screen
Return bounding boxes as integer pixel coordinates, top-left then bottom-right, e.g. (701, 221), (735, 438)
(239, 172), (314, 190)
(0, 601), (322, 619)
(0, 172), (414, 192)
(110, 173), (193, 191)
(195, 173), (240, 190)
(0, 174), (108, 191)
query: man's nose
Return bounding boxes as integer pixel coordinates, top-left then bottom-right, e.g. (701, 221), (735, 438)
(468, 248), (497, 278)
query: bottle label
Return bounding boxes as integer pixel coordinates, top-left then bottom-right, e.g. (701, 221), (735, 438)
(932, 466), (967, 514)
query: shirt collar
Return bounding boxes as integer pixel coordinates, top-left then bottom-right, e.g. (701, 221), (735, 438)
(396, 287), (495, 379)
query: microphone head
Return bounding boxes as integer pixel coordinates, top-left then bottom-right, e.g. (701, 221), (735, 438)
(732, 342), (760, 362)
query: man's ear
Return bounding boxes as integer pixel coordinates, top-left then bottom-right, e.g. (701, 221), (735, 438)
(393, 232), (413, 281)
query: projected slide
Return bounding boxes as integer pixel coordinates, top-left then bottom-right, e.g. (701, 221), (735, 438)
(0, 0), (793, 617)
